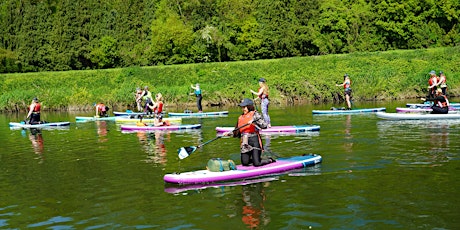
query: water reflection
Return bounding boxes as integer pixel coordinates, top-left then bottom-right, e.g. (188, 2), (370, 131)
(96, 121), (108, 143)
(28, 128), (44, 163)
(136, 131), (169, 165)
(343, 115), (353, 153)
(240, 182), (271, 228)
(376, 120), (459, 166)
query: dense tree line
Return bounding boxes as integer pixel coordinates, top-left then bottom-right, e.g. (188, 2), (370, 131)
(1, 0), (459, 73)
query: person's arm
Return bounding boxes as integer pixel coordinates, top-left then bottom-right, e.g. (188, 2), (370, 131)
(26, 104), (34, 119)
(336, 80), (345, 87)
(191, 84), (196, 90)
(252, 112), (268, 129)
(250, 88), (263, 97)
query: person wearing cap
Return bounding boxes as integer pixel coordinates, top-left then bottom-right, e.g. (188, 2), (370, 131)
(224, 98), (275, 167)
(26, 97), (41, 124)
(427, 70), (439, 99)
(336, 74), (352, 110)
(250, 78), (271, 128)
(421, 88), (449, 114)
(436, 71), (447, 96)
(191, 83), (202, 112)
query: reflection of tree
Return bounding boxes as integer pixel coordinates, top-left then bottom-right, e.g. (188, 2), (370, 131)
(28, 128), (44, 163)
(137, 131), (169, 165)
(240, 182), (271, 229)
(96, 121), (108, 143)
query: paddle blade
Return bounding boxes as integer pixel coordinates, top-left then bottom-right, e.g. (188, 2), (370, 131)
(178, 146), (197, 159)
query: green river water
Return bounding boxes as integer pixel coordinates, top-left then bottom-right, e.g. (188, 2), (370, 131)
(1, 100), (459, 229)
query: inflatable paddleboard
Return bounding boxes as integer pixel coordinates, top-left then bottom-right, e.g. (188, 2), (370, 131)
(215, 125), (320, 133)
(120, 124), (201, 131)
(312, 107), (386, 115)
(168, 111), (228, 117)
(9, 121), (71, 129)
(376, 111), (460, 120)
(164, 154), (322, 184)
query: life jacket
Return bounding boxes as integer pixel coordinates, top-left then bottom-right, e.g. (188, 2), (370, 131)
(155, 101), (163, 114)
(33, 103), (41, 112)
(195, 88), (202, 96)
(238, 111), (257, 134)
(428, 76), (438, 87)
(436, 95), (448, 108)
(143, 90), (153, 101)
(344, 79), (351, 89)
(97, 103), (106, 112)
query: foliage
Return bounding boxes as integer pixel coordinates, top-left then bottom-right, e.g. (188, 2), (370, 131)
(1, 0), (460, 72)
(0, 47), (459, 111)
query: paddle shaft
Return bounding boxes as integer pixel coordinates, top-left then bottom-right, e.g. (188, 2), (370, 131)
(197, 122), (250, 148)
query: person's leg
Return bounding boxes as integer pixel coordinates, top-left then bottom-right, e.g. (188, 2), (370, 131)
(261, 98), (271, 127)
(197, 95), (202, 112)
(241, 152), (251, 166)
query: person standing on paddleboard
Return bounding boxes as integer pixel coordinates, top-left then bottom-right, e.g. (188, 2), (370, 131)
(437, 71), (448, 96)
(336, 73), (352, 110)
(191, 83), (202, 112)
(251, 78), (271, 128)
(26, 97), (41, 124)
(427, 70), (438, 99)
(224, 98), (275, 167)
(140, 86), (154, 116)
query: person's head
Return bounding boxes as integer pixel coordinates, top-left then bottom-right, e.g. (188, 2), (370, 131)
(239, 98), (255, 113)
(195, 83), (200, 88)
(436, 88), (442, 95)
(156, 93), (163, 101)
(144, 86), (149, 91)
(33, 97), (39, 103)
(439, 71), (444, 75)
(344, 73), (349, 80)
(156, 114), (163, 121)
(429, 70), (436, 76)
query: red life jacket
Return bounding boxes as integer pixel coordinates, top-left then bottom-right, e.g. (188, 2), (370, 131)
(238, 111), (257, 134)
(344, 79), (351, 89)
(155, 101), (163, 114)
(428, 76), (438, 86)
(436, 95), (448, 108)
(97, 103), (105, 112)
(33, 103), (41, 112)
(258, 87), (268, 99)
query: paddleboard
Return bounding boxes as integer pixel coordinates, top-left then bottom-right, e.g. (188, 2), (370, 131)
(406, 103), (460, 109)
(115, 117), (182, 124)
(76, 116), (117, 122)
(376, 111), (460, 120)
(113, 111), (149, 116)
(215, 125), (320, 133)
(168, 111), (228, 117)
(120, 124), (201, 131)
(9, 121), (71, 129)
(164, 154), (322, 184)
(164, 177), (279, 194)
(312, 107), (386, 115)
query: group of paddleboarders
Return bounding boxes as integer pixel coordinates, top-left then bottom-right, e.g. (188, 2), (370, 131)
(423, 70), (450, 114)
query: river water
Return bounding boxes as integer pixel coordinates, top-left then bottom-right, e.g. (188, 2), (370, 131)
(1, 101), (459, 229)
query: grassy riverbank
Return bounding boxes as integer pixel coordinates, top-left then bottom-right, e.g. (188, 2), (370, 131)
(1, 47), (459, 112)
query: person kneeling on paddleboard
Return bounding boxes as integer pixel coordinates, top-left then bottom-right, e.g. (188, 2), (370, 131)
(27, 97), (41, 124)
(421, 88), (449, 114)
(224, 98), (275, 167)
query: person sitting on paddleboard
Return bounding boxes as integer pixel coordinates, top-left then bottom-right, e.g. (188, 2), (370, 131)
(153, 114), (170, 127)
(427, 70), (438, 99)
(251, 78), (271, 128)
(224, 98), (275, 167)
(336, 73), (352, 110)
(437, 71), (447, 96)
(421, 88), (449, 114)
(26, 97), (41, 124)
(95, 103), (109, 117)
(191, 83), (202, 113)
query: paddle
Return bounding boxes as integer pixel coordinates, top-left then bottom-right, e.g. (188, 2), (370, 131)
(178, 122), (252, 160)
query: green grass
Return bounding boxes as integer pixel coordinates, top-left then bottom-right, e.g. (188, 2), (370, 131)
(1, 47), (459, 111)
